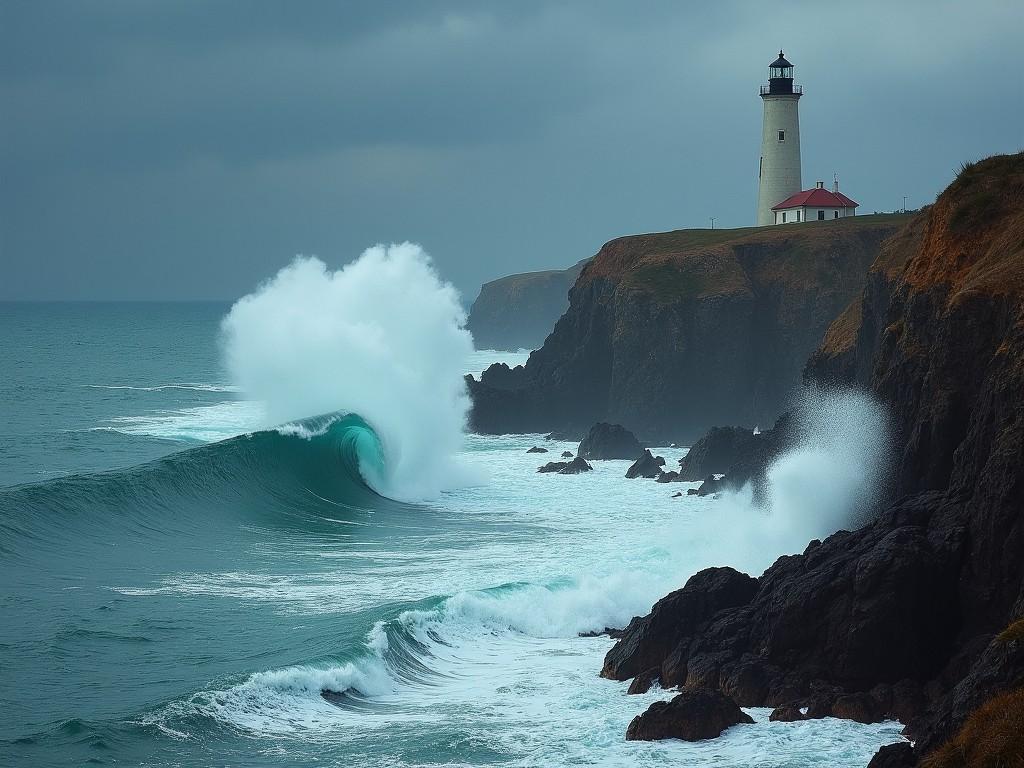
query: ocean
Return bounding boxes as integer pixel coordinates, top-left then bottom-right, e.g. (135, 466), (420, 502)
(0, 299), (904, 767)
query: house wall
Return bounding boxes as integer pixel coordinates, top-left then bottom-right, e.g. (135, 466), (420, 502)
(773, 206), (857, 224)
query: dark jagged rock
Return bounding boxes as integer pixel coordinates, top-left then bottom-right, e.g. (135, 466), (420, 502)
(677, 426), (757, 481)
(686, 488), (700, 495)
(561, 451), (574, 458)
(466, 257), (590, 351)
(577, 423), (643, 460)
(674, 414), (798, 502)
(695, 475), (723, 496)
(626, 667), (660, 695)
(578, 627), (626, 639)
(526, 446), (548, 453)
(537, 462), (568, 473)
(768, 702), (806, 722)
(866, 742), (915, 768)
(558, 457), (593, 474)
(655, 456), (666, 466)
(655, 471), (679, 483)
(546, 428), (581, 441)
(672, 491), (683, 498)
(601, 567), (758, 683)
(625, 690), (754, 742)
(468, 216), (905, 439)
(914, 626), (1024, 755)
(477, 362), (528, 390)
(832, 692), (885, 724)
(625, 449), (662, 479)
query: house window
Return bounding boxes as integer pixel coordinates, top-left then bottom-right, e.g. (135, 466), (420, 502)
(796, 210), (801, 222)
(818, 210), (825, 220)
(778, 130), (785, 141)
(834, 210), (839, 219)
(782, 212), (787, 223)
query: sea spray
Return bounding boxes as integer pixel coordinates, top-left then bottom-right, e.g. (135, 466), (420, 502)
(677, 387), (892, 576)
(221, 243), (477, 501)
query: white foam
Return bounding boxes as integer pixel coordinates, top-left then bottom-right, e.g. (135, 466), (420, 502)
(96, 400), (265, 443)
(142, 391), (899, 764)
(86, 383), (240, 393)
(220, 244), (479, 502)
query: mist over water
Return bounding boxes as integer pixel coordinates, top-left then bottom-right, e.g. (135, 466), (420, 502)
(686, 387), (892, 576)
(221, 243), (476, 501)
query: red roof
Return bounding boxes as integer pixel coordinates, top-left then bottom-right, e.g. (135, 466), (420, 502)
(772, 188), (858, 210)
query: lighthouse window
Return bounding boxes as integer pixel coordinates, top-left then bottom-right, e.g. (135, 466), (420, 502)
(782, 212), (787, 223)
(834, 211), (840, 219)
(818, 210), (825, 220)
(778, 130), (785, 141)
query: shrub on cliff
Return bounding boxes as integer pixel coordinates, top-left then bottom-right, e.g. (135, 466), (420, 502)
(920, 688), (1024, 768)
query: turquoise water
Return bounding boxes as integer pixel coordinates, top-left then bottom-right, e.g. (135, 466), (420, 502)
(0, 302), (903, 767)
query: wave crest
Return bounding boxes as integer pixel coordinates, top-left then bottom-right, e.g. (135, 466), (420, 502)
(220, 243), (478, 502)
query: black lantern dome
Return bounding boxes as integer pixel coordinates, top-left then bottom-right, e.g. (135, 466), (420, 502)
(761, 50), (802, 97)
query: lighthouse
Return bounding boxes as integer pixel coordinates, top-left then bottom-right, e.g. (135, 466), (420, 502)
(756, 51), (803, 226)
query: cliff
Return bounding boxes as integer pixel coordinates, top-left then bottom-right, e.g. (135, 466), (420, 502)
(466, 258), (590, 351)
(468, 215), (908, 440)
(602, 153), (1024, 764)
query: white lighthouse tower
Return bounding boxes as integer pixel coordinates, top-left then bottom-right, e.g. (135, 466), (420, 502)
(756, 51), (803, 226)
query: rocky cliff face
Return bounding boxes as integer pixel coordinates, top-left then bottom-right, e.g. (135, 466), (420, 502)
(466, 258), (590, 351)
(603, 153), (1024, 763)
(468, 216), (907, 440)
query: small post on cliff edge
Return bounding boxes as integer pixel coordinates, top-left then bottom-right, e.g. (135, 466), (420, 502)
(710, 217), (716, 229)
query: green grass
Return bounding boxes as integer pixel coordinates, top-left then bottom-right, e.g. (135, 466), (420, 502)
(625, 262), (713, 302)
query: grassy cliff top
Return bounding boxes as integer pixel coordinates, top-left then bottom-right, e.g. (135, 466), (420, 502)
(581, 213), (910, 303)
(904, 152), (1024, 299)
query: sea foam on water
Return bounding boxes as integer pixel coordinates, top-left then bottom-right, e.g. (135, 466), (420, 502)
(220, 243), (477, 501)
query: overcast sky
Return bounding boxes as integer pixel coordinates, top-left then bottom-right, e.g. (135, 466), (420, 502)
(2, 1), (1022, 302)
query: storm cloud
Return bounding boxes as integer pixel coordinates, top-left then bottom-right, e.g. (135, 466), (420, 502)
(2, 1), (1021, 300)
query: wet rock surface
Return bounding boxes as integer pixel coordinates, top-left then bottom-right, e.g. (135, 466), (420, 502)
(625, 690), (754, 742)
(625, 449), (662, 479)
(577, 423), (643, 460)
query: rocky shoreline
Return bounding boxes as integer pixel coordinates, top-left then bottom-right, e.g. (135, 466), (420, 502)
(477, 153), (1023, 764)
(597, 154), (1024, 765)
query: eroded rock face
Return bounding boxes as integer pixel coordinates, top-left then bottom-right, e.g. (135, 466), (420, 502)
(866, 742), (915, 768)
(602, 567), (758, 683)
(466, 257), (590, 351)
(625, 449), (662, 479)
(526, 446), (548, 453)
(468, 217), (904, 439)
(577, 423), (643, 460)
(677, 426), (757, 481)
(607, 154), (1024, 760)
(624, 690), (754, 742)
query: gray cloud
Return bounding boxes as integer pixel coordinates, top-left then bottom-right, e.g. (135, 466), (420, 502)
(2, 0), (1022, 301)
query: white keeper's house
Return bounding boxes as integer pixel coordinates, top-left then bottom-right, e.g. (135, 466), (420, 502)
(771, 180), (858, 224)
(755, 51), (859, 226)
